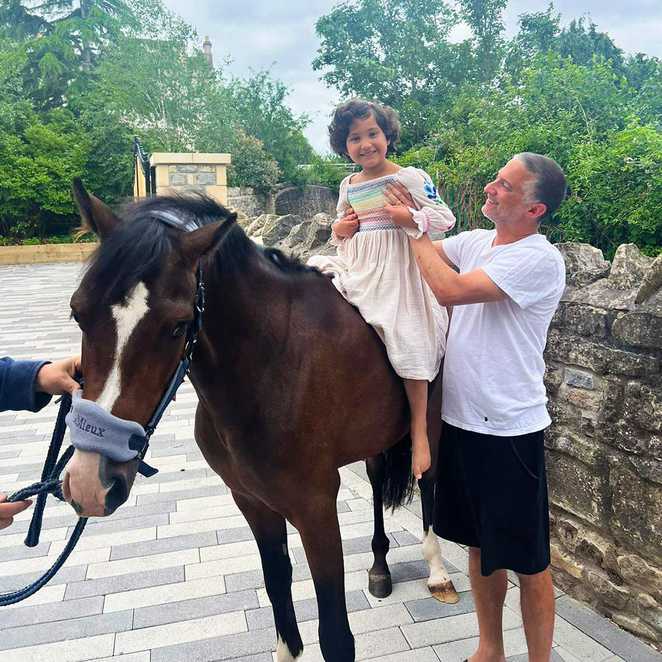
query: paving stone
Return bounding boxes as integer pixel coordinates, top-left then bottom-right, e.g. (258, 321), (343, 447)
(246, 589), (370, 630)
(65, 566), (184, 599)
(115, 611), (247, 655)
(508, 650), (565, 661)
(151, 627), (277, 661)
(0, 609), (133, 650)
(0, 540), (52, 561)
(71, 512), (170, 536)
(553, 616), (616, 661)
(133, 588), (259, 629)
(405, 590), (475, 621)
(136, 484), (227, 505)
(0, 564), (86, 592)
(0, 595), (103, 629)
(217, 526), (256, 545)
(555, 596), (662, 662)
(110, 530), (218, 560)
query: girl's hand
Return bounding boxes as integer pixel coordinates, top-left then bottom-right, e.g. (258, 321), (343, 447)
(333, 207), (359, 239)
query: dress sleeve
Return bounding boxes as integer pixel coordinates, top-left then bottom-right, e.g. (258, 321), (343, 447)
(396, 168), (456, 239)
(330, 175), (352, 246)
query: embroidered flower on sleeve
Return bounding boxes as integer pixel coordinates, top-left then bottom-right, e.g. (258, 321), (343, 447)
(423, 180), (445, 205)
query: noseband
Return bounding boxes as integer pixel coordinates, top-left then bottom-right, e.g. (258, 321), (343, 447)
(0, 215), (205, 606)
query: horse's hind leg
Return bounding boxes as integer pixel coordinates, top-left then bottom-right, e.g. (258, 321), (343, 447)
(365, 455), (392, 598)
(295, 474), (355, 662)
(232, 492), (303, 660)
(419, 474), (459, 604)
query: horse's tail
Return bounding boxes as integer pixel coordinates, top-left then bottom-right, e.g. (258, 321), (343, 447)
(382, 434), (416, 511)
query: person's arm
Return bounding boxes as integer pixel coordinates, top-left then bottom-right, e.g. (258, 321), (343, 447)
(409, 235), (506, 306)
(0, 357), (51, 413)
(0, 356), (80, 413)
(385, 171), (456, 238)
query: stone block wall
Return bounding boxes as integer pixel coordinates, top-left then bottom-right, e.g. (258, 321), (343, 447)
(545, 243), (662, 647)
(227, 187), (274, 217)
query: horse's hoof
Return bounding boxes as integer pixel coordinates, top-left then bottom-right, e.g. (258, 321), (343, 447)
(368, 572), (392, 598)
(429, 579), (459, 604)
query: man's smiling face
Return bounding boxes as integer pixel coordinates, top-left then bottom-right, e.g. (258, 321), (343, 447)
(482, 159), (541, 226)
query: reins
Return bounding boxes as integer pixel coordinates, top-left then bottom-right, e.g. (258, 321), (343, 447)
(0, 262), (205, 606)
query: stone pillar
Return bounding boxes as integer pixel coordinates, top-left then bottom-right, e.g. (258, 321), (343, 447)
(150, 153), (232, 205)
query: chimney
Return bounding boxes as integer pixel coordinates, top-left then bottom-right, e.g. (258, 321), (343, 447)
(203, 36), (213, 67)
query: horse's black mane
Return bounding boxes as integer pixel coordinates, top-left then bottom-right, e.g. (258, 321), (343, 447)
(83, 194), (321, 303)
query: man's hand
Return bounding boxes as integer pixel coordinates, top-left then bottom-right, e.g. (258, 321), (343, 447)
(0, 494), (32, 530)
(333, 206), (359, 239)
(35, 356), (81, 396)
(384, 183), (418, 229)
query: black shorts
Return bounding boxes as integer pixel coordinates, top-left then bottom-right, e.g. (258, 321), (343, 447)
(433, 422), (550, 577)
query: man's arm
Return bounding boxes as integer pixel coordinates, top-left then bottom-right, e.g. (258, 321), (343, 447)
(410, 235), (506, 306)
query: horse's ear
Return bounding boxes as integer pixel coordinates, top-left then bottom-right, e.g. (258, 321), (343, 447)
(180, 213), (237, 266)
(72, 178), (122, 240)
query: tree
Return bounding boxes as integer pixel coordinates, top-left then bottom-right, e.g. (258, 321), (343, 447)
(313, 0), (464, 147)
(0, 0), (137, 109)
(228, 71), (313, 183)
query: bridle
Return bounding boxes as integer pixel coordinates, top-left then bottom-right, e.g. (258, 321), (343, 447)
(0, 217), (206, 606)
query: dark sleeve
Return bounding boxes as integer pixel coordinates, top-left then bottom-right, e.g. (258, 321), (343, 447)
(0, 357), (52, 413)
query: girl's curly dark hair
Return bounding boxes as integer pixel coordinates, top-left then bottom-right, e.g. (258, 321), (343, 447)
(329, 99), (401, 158)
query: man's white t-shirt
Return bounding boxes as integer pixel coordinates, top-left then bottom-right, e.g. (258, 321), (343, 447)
(441, 229), (566, 436)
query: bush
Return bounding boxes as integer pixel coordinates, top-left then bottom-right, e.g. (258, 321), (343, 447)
(559, 125), (661, 257)
(227, 130), (281, 193)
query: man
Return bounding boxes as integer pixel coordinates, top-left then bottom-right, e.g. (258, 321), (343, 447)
(384, 153), (567, 662)
(0, 356), (80, 529)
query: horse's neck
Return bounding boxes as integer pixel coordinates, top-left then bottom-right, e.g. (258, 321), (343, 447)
(191, 249), (293, 399)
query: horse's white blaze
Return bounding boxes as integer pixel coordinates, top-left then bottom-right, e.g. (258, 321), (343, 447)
(97, 282), (150, 412)
(276, 635), (299, 661)
(422, 529), (450, 587)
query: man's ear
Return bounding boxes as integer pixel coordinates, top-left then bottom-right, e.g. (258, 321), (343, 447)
(72, 178), (122, 240)
(528, 202), (548, 222)
(180, 213), (237, 266)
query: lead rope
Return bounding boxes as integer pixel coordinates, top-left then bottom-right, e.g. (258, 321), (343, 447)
(0, 392), (88, 606)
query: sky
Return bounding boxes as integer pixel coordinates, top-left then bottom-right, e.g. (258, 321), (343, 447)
(161, 0), (662, 154)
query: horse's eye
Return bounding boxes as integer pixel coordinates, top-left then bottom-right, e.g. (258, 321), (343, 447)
(70, 311), (81, 326)
(172, 321), (190, 338)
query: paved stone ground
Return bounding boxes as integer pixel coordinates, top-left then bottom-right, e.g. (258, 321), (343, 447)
(1, 262), (660, 662)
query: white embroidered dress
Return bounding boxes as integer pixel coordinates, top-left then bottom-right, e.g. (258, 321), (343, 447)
(309, 166), (456, 381)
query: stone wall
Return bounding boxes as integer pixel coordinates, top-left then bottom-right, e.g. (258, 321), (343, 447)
(545, 243), (662, 648)
(227, 187), (273, 217)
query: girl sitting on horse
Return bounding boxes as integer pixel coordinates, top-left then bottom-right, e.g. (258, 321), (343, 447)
(309, 99), (456, 479)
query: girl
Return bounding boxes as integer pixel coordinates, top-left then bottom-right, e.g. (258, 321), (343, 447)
(309, 99), (455, 479)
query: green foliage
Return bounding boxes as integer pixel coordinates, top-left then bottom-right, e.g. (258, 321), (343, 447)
(0, 0), (314, 241)
(228, 71), (313, 184)
(560, 126), (661, 257)
(227, 130), (281, 192)
(299, 155), (356, 192)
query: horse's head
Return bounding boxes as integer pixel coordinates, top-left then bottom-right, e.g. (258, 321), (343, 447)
(63, 180), (235, 517)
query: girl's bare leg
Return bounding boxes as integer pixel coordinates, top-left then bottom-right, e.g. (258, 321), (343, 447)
(404, 379), (431, 479)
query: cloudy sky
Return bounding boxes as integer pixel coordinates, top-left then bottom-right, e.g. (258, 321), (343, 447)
(162, 0), (662, 154)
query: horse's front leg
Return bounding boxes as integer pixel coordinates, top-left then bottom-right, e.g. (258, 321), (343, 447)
(232, 492), (304, 661)
(365, 455), (392, 598)
(419, 473), (459, 603)
(295, 473), (355, 662)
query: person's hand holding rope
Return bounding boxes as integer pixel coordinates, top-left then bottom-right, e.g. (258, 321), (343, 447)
(0, 355), (80, 530)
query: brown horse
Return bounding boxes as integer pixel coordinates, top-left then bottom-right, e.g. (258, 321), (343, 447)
(62, 183), (457, 661)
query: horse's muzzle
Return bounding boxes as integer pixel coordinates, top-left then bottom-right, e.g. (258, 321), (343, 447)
(62, 449), (137, 517)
